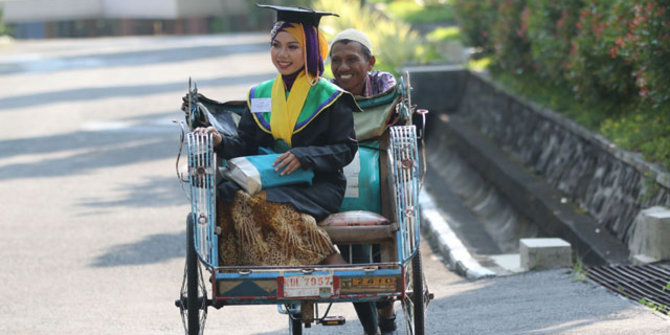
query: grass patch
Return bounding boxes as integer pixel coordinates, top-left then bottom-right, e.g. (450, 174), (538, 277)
(572, 256), (586, 281)
(386, 0), (455, 24)
(426, 26), (460, 42)
(467, 57), (491, 72)
(638, 298), (669, 315)
(600, 108), (670, 169)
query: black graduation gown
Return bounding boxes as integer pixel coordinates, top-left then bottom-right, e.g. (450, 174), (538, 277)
(215, 93), (359, 222)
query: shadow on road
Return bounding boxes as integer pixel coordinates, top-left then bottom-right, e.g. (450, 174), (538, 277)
(0, 72), (274, 110)
(0, 129), (176, 179)
(91, 230), (186, 267)
(0, 42), (268, 76)
(77, 175), (186, 210)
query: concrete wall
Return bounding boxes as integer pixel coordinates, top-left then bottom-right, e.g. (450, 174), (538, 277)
(102, 0), (178, 19)
(0, 0), (248, 22)
(403, 65), (466, 114)
(412, 68), (670, 247)
(1, 0), (103, 22)
(176, 0), (247, 18)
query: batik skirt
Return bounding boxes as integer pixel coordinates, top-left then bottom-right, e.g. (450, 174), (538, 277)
(217, 190), (337, 266)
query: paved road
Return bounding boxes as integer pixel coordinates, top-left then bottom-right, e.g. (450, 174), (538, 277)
(1, 34), (668, 335)
(0, 33), (460, 334)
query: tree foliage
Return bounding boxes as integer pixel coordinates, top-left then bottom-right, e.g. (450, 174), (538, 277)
(453, 0), (670, 168)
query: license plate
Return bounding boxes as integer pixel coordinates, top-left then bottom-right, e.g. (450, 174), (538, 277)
(280, 274), (335, 298)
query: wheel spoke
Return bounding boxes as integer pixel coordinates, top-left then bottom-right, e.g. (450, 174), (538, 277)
(195, 262), (208, 332)
(402, 295), (416, 335)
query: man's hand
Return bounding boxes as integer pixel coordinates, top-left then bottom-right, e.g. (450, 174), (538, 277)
(193, 126), (222, 147)
(273, 151), (302, 176)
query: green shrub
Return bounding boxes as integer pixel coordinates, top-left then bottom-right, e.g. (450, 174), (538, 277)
(453, 0), (670, 168)
(524, 0), (583, 85)
(609, 1), (670, 107)
(451, 0), (496, 52)
(489, 0), (531, 73)
(566, 1), (637, 107)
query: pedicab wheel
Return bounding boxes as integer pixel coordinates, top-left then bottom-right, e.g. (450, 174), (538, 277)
(180, 215), (208, 335)
(402, 250), (425, 335)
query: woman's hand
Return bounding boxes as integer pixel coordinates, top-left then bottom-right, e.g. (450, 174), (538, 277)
(193, 126), (222, 147)
(273, 151), (302, 176)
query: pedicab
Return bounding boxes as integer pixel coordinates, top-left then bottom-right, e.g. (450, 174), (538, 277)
(174, 72), (431, 334)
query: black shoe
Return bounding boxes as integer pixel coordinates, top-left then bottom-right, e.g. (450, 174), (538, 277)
(379, 314), (397, 335)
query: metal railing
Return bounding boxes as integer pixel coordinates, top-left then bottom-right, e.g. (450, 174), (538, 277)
(389, 125), (421, 263)
(187, 132), (218, 267)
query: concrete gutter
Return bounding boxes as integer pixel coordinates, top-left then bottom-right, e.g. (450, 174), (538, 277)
(441, 115), (630, 265)
(420, 189), (497, 280)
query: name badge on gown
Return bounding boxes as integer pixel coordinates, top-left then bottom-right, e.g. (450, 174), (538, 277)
(251, 98), (271, 114)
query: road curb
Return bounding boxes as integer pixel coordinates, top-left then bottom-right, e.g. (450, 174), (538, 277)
(420, 189), (496, 280)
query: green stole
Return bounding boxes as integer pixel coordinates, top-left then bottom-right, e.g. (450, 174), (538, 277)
(247, 78), (344, 147)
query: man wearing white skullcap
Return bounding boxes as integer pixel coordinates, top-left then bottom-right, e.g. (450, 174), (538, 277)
(332, 28), (374, 53)
(329, 28), (400, 335)
(330, 28), (396, 98)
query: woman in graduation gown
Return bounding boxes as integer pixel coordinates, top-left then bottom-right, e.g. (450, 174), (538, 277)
(195, 5), (358, 267)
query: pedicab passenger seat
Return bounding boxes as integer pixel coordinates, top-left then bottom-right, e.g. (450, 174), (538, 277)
(317, 133), (399, 262)
(318, 210), (397, 244)
(317, 84), (404, 263)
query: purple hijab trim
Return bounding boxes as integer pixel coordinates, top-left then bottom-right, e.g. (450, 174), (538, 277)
(282, 70), (301, 91)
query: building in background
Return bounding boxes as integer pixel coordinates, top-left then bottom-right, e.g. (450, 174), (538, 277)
(0, 0), (274, 38)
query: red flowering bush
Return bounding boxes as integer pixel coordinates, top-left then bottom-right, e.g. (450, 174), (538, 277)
(451, 0), (496, 54)
(609, 1), (670, 107)
(489, 0), (532, 73)
(453, 0), (670, 167)
(524, 0), (583, 85)
(566, 2), (638, 106)
(454, 0), (669, 106)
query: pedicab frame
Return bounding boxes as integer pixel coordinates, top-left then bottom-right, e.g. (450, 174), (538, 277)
(175, 73), (431, 335)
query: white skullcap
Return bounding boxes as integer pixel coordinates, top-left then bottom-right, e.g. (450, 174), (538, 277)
(330, 28), (373, 53)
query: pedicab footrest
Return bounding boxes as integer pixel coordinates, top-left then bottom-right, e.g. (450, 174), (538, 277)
(318, 211), (397, 244)
(321, 315), (346, 326)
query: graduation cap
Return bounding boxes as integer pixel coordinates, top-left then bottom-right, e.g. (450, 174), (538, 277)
(257, 4), (339, 27)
